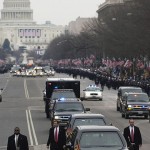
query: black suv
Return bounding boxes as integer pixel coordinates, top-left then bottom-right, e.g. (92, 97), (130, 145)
(121, 92), (150, 119)
(50, 99), (90, 126)
(116, 86), (142, 111)
(44, 89), (77, 118)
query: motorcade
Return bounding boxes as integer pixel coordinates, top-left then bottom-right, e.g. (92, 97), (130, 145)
(116, 86), (143, 111)
(121, 92), (150, 119)
(25, 68), (36, 77)
(82, 85), (103, 101)
(10, 65), (21, 76)
(33, 66), (45, 76)
(65, 125), (128, 150)
(66, 113), (107, 137)
(44, 78), (80, 118)
(50, 99), (90, 126)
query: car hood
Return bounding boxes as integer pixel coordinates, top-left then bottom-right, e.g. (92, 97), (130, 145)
(54, 111), (85, 115)
(127, 102), (150, 105)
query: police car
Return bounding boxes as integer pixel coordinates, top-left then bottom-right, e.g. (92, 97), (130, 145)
(82, 85), (103, 101)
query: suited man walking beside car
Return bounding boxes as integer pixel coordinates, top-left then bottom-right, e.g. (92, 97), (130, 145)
(7, 127), (29, 150)
(47, 120), (66, 150)
(123, 119), (142, 150)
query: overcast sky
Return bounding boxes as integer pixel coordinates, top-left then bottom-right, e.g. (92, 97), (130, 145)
(0, 0), (105, 25)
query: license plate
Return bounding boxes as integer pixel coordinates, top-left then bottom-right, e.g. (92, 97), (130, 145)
(138, 111), (143, 114)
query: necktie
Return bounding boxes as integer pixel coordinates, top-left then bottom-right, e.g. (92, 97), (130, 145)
(131, 127), (134, 143)
(55, 127), (58, 143)
(15, 135), (18, 147)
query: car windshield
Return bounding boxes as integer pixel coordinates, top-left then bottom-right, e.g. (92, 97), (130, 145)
(55, 103), (84, 111)
(86, 87), (101, 91)
(51, 91), (76, 99)
(127, 94), (149, 102)
(73, 118), (106, 129)
(122, 88), (142, 95)
(80, 131), (123, 148)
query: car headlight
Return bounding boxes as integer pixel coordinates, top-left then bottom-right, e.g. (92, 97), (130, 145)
(54, 116), (59, 119)
(127, 105), (133, 110)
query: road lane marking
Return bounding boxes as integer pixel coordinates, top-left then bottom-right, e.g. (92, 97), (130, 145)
(1, 79), (9, 94)
(28, 109), (38, 146)
(24, 79), (29, 99)
(26, 110), (33, 146)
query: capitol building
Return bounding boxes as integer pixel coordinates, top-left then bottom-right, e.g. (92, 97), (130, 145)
(0, 0), (65, 51)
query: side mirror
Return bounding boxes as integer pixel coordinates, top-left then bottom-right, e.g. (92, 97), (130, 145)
(83, 89), (86, 91)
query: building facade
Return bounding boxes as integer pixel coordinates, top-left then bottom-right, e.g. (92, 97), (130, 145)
(67, 17), (92, 35)
(0, 0), (65, 51)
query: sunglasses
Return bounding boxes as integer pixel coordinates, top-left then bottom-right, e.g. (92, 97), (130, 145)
(15, 130), (19, 131)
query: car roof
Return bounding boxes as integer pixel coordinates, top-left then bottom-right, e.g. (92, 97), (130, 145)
(46, 78), (77, 81)
(76, 125), (120, 132)
(125, 92), (148, 96)
(119, 86), (141, 90)
(53, 89), (74, 92)
(71, 113), (105, 118)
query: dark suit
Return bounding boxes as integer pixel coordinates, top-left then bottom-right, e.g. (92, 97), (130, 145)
(7, 134), (29, 150)
(124, 126), (142, 150)
(47, 126), (66, 150)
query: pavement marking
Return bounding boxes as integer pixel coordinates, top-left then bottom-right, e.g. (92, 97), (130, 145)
(26, 110), (33, 146)
(24, 79), (29, 99)
(1, 79), (10, 94)
(28, 109), (38, 146)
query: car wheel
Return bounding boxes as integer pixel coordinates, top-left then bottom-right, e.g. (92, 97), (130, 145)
(121, 112), (125, 118)
(0, 95), (2, 102)
(99, 98), (102, 101)
(116, 103), (120, 111)
(125, 112), (129, 119)
(144, 115), (148, 119)
(46, 112), (50, 118)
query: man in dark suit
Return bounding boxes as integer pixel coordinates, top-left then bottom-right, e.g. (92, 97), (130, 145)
(123, 119), (142, 150)
(7, 127), (29, 150)
(47, 120), (66, 150)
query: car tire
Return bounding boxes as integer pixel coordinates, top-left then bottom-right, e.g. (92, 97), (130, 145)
(121, 113), (125, 118)
(144, 115), (148, 119)
(0, 95), (2, 102)
(125, 112), (129, 119)
(116, 103), (120, 111)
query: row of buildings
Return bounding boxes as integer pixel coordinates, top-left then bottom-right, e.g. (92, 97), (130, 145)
(0, 0), (129, 52)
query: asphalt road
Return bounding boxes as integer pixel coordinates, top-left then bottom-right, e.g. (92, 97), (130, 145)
(0, 72), (149, 150)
